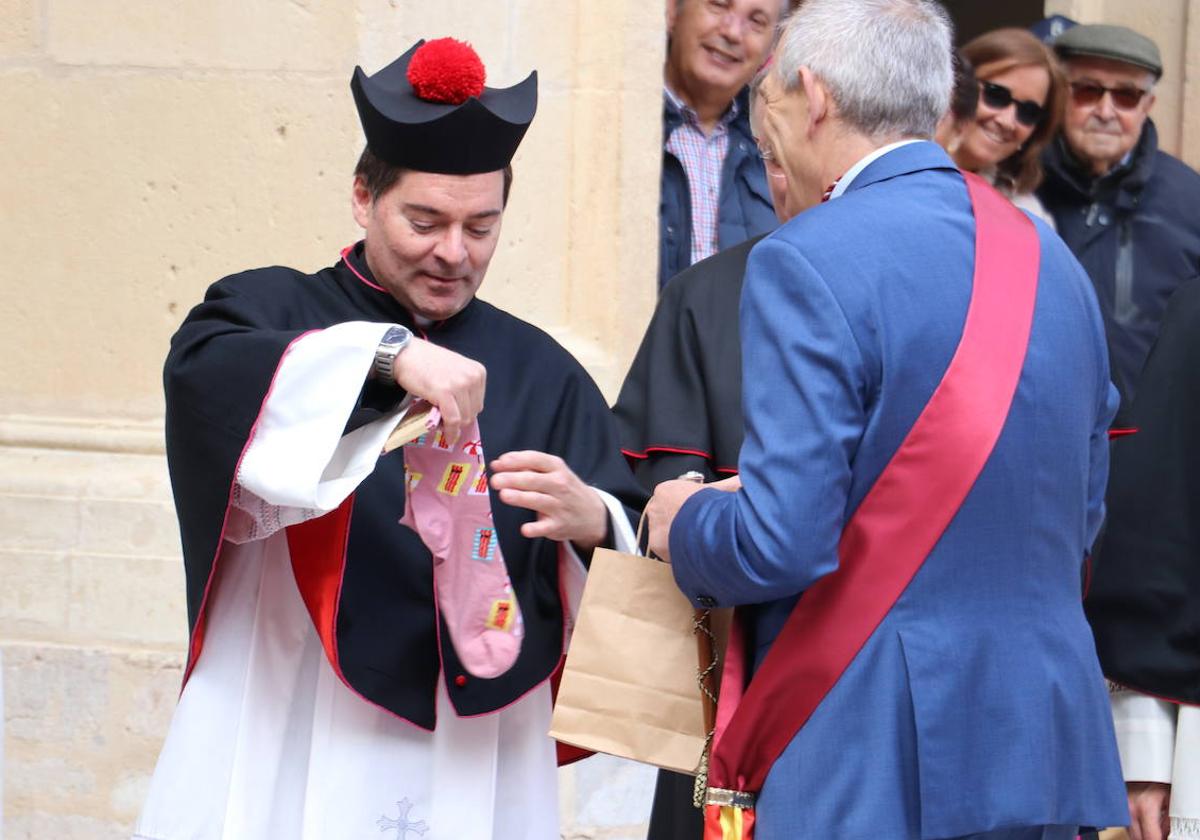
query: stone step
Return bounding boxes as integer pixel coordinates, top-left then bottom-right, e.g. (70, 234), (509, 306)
(0, 549), (186, 649)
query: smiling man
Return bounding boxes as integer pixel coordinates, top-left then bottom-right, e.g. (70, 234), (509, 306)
(1038, 24), (1200, 410)
(133, 38), (644, 840)
(658, 0), (790, 288)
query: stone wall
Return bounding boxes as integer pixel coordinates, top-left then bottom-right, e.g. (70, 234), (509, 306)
(2, 0), (1199, 837)
(0, 0), (661, 836)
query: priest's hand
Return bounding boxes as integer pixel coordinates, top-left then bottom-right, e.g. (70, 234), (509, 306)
(489, 451), (608, 552)
(1127, 781), (1171, 840)
(392, 338), (486, 444)
(646, 475), (741, 562)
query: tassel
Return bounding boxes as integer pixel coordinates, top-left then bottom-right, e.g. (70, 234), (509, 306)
(704, 802), (755, 839)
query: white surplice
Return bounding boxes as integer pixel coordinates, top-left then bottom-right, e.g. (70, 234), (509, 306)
(1111, 686), (1200, 840)
(134, 322), (635, 840)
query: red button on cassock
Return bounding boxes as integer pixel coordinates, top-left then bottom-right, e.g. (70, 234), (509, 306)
(454, 675), (467, 688)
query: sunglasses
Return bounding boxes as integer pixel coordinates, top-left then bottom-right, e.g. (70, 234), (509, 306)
(1069, 81), (1149, 111)
(979, 81), (1046, 128)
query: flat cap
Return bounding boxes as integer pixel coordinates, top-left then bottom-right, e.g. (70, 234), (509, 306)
(1054, 23), (1162, 78)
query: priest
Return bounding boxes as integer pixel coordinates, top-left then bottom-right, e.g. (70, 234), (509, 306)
(134, 38), (643, 840)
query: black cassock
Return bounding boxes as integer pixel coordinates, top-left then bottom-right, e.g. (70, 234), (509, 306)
(1086, 277), (1200, 707)
(613, 236), (761, 840)
(614, 236), (761, 483)
(165, 241), (645, 729)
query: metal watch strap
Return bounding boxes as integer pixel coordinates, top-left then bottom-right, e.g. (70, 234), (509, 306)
(372, 325), (412, 382)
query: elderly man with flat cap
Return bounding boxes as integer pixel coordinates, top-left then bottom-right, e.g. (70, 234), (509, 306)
(132, 38), (643, 840)
(1038, 23), (1200, 413)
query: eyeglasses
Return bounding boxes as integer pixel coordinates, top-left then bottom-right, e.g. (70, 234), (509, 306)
(979, 81), (1046, 128)
(1069, 81), (1150, 111)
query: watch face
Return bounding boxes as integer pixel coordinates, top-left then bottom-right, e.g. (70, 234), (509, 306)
(381, 326), (410, 346)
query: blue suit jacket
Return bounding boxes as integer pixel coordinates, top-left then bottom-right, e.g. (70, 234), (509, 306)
(670, 142), (1129, 839)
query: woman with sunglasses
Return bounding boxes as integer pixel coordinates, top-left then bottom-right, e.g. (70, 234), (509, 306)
(954, 28), (1067, 225)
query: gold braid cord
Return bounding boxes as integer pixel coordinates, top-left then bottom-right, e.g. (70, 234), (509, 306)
(692, 608), (719, 809)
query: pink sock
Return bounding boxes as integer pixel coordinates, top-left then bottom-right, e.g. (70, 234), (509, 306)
(399, 422), (524, 678)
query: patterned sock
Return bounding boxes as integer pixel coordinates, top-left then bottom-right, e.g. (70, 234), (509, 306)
(398, 421), (524, 678)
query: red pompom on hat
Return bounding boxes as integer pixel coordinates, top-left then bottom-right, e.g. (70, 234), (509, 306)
(351, 39), (536, 173)
(406, 38), (486, 105)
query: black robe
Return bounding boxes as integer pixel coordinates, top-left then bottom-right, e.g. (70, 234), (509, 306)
(613, 236), (760, 487)
(1086, 277), (1200, 706)
(612, 237), (759, 840)
(164, 242), (646, 729)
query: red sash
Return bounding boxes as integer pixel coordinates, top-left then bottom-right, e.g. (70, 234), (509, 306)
(703, 172), (1041, 838)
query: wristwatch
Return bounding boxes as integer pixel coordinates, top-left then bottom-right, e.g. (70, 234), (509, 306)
(372, 325), (412, 383)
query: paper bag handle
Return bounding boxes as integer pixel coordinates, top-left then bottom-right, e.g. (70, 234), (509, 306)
(638, 470), (705, 562)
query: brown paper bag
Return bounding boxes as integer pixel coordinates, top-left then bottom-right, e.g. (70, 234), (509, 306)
(549, 543), (729, 775)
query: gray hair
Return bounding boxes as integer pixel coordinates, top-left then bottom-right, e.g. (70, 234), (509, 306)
(773, 0), (954, 140)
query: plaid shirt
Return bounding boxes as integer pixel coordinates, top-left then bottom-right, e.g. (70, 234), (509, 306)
(664, 86), (739, 266)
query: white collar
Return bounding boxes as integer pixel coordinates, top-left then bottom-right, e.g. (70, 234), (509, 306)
(828, 139), (924, 201)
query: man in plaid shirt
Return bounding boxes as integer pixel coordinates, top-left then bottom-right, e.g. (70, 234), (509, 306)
(659, 0), (789, 289)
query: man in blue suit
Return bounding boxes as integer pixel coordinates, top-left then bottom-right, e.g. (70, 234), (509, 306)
(645, 1), (1130, 838)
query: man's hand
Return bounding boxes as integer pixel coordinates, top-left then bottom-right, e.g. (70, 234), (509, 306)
(645, 475), (741, 562)
(1127, 781), (1171, 840)
(392, 338), (486, 444)
(489, 451), (608, 552)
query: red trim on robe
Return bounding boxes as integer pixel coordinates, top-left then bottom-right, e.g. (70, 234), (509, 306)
(553, 653), (594, 766)
(622, 444), (713, 461)
(1106, 677), (1200, 710)
(340, 243), (388, 293)
(286, 496), (356, 671)
(1108, 427), (1139, 439)
(622, 445), (739, 475)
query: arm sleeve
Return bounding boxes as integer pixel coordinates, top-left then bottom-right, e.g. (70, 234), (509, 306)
(670, 239), (867, 606)
(234, 321), (408, 512)
(1111, 686), (1178, 784)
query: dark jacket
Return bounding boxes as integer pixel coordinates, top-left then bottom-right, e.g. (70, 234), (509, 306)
(1038, 120), (1200, 407)
(659, 88), (778, 289)
(1086, 277), (1200, 706)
